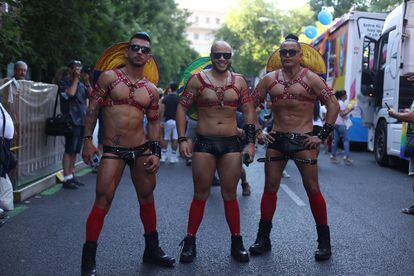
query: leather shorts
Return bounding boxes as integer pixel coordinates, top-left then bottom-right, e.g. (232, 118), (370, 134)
(102, 144), (150, 166)
(267, 132), (312, 154)
(194, 134), (242, 158)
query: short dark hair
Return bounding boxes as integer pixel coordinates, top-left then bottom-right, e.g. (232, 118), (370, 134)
(68, 60), (82, 68)
(170, 81), (178, 91)
(335, 90), (347, 99)
(130, 32), (151, 44)
(282, 33), (301, 49)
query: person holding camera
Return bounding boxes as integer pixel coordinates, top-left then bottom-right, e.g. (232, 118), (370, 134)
(58, 60), (92, 189)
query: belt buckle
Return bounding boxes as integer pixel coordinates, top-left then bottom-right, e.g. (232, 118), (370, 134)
(288, 133), (295, 140)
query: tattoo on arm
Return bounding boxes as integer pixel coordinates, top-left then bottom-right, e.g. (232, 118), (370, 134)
(84, 101), (100, 137)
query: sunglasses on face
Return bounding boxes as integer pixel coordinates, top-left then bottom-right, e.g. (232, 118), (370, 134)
(212, 52), (232, 60)
(279, 49), (298, 57)
(129, 44), (151, 54)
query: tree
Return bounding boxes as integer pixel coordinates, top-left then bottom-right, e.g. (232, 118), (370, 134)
(215, 0), (314, 77)
(1, 0), (197, 87)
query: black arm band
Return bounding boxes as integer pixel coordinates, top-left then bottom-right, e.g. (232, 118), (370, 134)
(243, 124), (256, 144)
(317, 123), (335, 142)
(178, 137), (188, 144)
(148, 141), (161, 158)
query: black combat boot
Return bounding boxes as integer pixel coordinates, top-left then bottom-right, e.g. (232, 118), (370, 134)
(231, 235), (249, 263)
(179, 235), (196, 263)
(81, 241), (97, 276)
(249, 220), (272, 255)
(315, 225), (332, 261)
(143, 231), (175, 267)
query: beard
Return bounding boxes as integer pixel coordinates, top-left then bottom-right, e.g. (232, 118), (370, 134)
(127, 55), (146, 68)
(212, 62), (231, 73)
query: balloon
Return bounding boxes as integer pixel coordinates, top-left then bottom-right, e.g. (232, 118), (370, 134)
(318, 10), (333, 25)
(304, 25), (318, 39)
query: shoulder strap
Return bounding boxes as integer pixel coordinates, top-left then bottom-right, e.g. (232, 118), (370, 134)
(0, 105), (6, 141)
(53, 88), (59, 118)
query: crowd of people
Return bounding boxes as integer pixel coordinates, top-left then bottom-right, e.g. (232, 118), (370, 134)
(0, 30), (413, 276)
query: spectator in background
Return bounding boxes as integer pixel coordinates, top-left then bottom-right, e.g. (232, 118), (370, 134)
(330, 90), (354, 165)
(160, 82), (179, 163)
(57, 60), (91, 189)
(0, 102), (16, 227)
(13, 61), (28, 80)
(388, 75), (414, 215)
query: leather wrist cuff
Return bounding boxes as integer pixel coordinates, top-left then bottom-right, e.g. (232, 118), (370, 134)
(317, 123), (335, 142)
(148, 141), (161, 158)
(83, 136), (93, 140)
(243, 124), (256, 144)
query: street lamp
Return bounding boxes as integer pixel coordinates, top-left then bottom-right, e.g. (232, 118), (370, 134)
(258, 16), (285, 40)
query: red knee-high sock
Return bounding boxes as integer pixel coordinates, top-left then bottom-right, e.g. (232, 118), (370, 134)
(86, 205), (108, 242)
(224, 199), (241, 236)
(260, 191), (277, 222)
(308, 191), (328, 226)
(140, 201), (157, 234)
(187, 199), (206, 236)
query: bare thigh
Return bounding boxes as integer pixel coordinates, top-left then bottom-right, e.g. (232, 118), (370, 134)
(217, 152), (242, 201)
(293, 149), (320, 195)
(264, 148), (288, 193)
(191, 152), (217, 200)
(130, 155), (156, 204)
(95, 157), (126, 209)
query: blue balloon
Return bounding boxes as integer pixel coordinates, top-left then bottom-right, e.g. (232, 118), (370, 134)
(304, 25), (318, 39)
(318, 10), (333, 25)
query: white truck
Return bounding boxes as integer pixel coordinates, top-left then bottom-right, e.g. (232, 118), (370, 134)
(313, 11), (386, 143)
(359, 0), (414, 165)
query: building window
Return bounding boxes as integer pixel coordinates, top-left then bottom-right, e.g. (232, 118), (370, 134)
(194, 16), (199, 24)
(216, 18), (220, 25)
(206, 17), (210, 24)
(194, 33), (199, 40)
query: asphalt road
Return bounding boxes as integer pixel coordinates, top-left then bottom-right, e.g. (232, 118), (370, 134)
(1, 145), (414, 275)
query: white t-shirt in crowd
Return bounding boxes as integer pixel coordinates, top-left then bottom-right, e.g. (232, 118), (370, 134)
(0, 103), (14, 139)
(335, 100), (347, 126)
(313, 105), (327, 127)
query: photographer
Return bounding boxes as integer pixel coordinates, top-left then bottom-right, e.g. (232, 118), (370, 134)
(57, 60), (92, 189)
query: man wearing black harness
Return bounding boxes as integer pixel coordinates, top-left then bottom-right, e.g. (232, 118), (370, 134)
(80, 32), (175, 275)
(250, 35), (339, 261)
(176, 41), (257, 263)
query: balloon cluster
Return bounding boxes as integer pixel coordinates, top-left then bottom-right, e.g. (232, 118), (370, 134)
(304, 9), (333, 39)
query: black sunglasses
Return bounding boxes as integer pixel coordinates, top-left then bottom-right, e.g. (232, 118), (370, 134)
(279, 49), (298, 57)
(129, 44), (151, 54)
(212, 52), (232, 60)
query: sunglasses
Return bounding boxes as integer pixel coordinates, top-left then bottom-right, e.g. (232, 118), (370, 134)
(212, 52), (232, 60)
(279, 49), (298, 57)
(129, 44), (151, 54)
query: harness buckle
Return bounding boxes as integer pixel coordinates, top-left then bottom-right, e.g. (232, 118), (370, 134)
(287, 133), (295, 140)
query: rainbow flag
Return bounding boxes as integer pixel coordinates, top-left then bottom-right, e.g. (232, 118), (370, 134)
(177, 57), (212, 120)
(400, 122), (414, 159)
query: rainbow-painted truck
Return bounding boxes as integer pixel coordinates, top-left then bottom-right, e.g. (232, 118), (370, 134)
(312, 11), (386, 143)
(359, 0), (414, 165)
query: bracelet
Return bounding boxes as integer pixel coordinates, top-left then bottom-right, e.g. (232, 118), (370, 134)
(148, 141), (161, 158)
(178, 137), (188, 143)
(243, 124), (256, 144)
(83, 135), (93, 140)
(317, 123), (335, 142)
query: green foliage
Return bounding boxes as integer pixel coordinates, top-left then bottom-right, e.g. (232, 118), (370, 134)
(215, 0), (313, 77)
(309, 0), (403, 19)
(0, 0), (197, 87)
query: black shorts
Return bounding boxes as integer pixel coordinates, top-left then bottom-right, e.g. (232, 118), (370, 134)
(194, 134), (242, 158)
(267, 132), (312, 154)
(64, 126), (84, 154)
(102, 144), (150, 167)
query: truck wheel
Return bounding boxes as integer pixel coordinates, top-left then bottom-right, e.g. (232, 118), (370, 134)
(374, 120), (389, 166)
